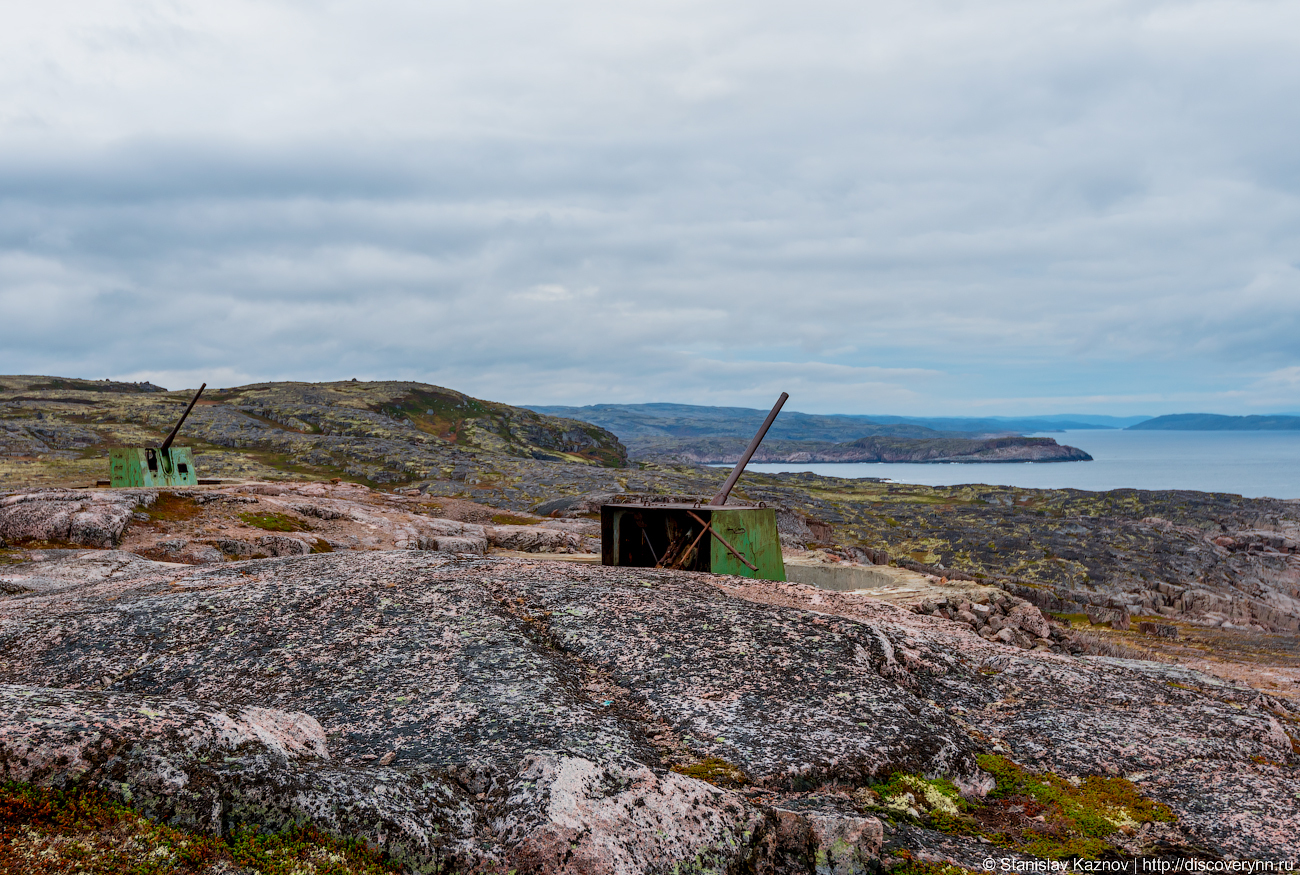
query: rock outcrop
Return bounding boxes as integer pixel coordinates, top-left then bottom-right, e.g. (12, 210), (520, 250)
(2, 549), (1296, 870)
(0, 482), (599, 562)
(0, 489), (138, 548)
(4, 375), (1299, 643)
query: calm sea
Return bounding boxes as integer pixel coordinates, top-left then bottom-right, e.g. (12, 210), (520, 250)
(735, 430), (1300, 500)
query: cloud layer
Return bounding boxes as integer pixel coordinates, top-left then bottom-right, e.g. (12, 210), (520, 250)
(2, 0), (1298, 414)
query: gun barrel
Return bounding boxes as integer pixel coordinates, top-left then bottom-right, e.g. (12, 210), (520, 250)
(160, 383), (206, 453)
(710, 391), (788, 506)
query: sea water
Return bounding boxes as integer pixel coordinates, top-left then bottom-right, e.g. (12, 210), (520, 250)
(733, 430), (1300, 500)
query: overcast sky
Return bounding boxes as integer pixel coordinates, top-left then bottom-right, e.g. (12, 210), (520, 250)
(2, 0), (1298, 416)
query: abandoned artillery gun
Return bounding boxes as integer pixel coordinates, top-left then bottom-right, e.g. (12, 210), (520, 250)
(601, 392), (789, 581)
(109, 383), (206, 487)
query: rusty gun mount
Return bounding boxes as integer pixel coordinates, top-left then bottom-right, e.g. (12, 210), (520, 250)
(710, 391), (788, 506)
(600, 391), (790, 581)
(108, 382), (207, 487)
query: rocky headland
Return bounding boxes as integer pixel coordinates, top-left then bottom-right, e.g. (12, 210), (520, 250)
(626, 435), (1092, 465)
(0, 376), (626, 489)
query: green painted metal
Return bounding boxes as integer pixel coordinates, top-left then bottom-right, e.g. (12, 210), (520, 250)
(708, 507), (786, 581)
(600, 503), (786, 582)
(109, 447), (199, 487)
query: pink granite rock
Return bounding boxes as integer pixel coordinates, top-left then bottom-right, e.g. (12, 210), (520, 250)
(1005, 602), (1051, 639)
(1, 549), (1296, 867)
(0, 489), (138, 548)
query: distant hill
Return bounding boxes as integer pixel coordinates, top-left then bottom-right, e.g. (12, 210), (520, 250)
(856, 413), (1151, 433)
(526, 403), (959, 442)
(527, 402), (1146, 442)
(1128, 414), (1300, 431)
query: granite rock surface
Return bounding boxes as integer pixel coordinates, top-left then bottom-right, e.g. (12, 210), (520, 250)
(1, 549), (1296, 871)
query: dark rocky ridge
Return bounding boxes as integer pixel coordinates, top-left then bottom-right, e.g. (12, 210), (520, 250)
(528, 402), (1142, 439)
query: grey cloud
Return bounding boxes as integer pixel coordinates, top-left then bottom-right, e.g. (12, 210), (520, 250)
(1, 0), (1299, 414)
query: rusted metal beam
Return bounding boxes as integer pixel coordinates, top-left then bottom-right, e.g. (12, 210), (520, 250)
(710, 391), (788, 506)
(662, 515), (714, 570)
(160, 383), (206, 453)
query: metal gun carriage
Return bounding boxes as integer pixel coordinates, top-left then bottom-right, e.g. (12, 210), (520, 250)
(109, 383), (206, 487)
(601, 392), (789, 581)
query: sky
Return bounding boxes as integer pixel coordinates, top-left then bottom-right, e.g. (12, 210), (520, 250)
(2, 0), (1298, 417)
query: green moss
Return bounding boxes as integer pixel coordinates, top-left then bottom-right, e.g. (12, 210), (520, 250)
(310, 538), (334, 554)
(671, 757), (748, 788)
(870, 773), (968, 817)
(887, 858), (982, 875)
(491, 513), (537, 525)
(240, 512), (310, 533)
(227, 823), (395, 875)
(971, 754), (1176, 859)
(0, 781), (399, 874)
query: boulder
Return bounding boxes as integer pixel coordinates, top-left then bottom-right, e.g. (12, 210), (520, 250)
(0, 490), (138, 548)
(0, 684), (484, 871)
(1086, 605), (1131, 631)
(487, 524), (585, 553)
(1139, 621), (1179, 639)
(1005, 603), (1052, 639)
(258, 534), (312, 556)
(432, 535), (488, 554)
(493, 755), (764, 874)
(807, 813), (884, 874)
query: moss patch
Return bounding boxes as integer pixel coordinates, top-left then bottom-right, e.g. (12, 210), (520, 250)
(671, 757), (748, 788)
(971, 754), (1176, 859)
(860, 758), (1176, 861)
(490, 513), (537, 526)
(871, 774), (967, 818)
(888, 853), (982, 875)
(0, 781), (399, 874)
(239, 512), (310, 533)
